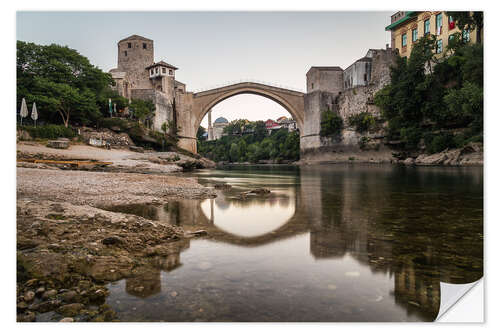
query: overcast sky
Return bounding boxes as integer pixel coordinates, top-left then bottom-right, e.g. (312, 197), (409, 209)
(17, 11), (392, 127)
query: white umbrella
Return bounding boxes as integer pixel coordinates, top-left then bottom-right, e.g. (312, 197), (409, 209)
(20, 98), (28, 126)
(31, 102), (38, 127)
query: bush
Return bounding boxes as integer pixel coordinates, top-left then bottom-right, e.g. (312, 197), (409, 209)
(97, 117), (131, 132)
(359, 136), (369, 150)
(348, 112), (376, 133)
(400, 127), (422, 151)
(320, 110), (343, 137)
(21, 125), (76, 139)
(424, 132), (456, 154)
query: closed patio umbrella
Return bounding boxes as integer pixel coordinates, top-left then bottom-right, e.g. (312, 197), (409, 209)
(31, 102), (38, 127)
(19, 98), (28, 126)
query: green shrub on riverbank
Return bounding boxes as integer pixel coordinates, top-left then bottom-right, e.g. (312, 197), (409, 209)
(20, 125), (76, 139)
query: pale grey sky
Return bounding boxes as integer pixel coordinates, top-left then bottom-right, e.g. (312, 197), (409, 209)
(17, 11), (393, 127)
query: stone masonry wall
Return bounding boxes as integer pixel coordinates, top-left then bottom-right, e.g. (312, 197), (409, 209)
(338, 86), (381, 121)
(300, 48), (397, 162)
(117, 37), (154, 90)
(300, 91), (338, 152)
(152, 92), (173, 132)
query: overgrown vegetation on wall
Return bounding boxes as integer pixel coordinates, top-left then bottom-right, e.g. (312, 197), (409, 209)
(347, 112), (377, 133)
(320, 109), (343, 137)
(197, 120), (300, 163)
(374, 28), (483, 154)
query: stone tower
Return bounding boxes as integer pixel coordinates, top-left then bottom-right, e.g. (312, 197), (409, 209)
(117, 35), (154, 90)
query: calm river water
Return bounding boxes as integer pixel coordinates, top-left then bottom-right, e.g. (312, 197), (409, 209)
(105, 164), (483, 322)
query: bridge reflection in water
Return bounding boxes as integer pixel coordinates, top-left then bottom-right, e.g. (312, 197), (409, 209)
(106, 165), (483, 322)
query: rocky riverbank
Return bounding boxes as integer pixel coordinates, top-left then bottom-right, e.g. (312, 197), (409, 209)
(399, 142), (483, 166)
(17, 142), (215, 173)
(16, 197), (207, 322)
(16, 145), (216, 321)
(299, 142), (483, 166)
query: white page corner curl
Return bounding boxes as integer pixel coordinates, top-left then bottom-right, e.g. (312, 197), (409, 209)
(436, 278), (483, 322)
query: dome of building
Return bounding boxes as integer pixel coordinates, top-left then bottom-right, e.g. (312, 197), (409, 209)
(214, 117), (229, 124)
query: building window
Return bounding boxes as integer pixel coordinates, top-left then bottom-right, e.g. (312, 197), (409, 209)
(463, 29), (470, 42)
(162, 67), (166, 74)
(155, 68), (159, 74)
(124, 51), (127, 56)
(311, 83), (314, 89)
(127, 42), (132, 48)
(143, 43), (147, 49)
(436, 13), (443, 35)
(402, 33), (407, 47)
(169, 69), (173, 75)
(436, 39), (443, 54)
(150, 69), (154, 75)
(424, 19), (430, 35)
(412, 28), (418, 42)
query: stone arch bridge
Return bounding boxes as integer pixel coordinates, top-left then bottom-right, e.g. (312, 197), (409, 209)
(175, 82), (305, 153)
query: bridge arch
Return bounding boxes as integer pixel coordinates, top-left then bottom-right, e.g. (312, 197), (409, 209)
(176, 82), (305, 153)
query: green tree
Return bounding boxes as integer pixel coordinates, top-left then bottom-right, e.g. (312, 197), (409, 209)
(223, 119), (248, 136)
(28, 77), (99, 127)
(98, 87), (129, 116)
(17, 41), (113, 126)
(251, 120), (267, 141)
(229, 143), (240, 162)
(374, 37), (483, 153)
(129, 99), (155, 122)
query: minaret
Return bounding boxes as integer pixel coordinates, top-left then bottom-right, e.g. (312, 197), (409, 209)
(207, 109), (214, 141)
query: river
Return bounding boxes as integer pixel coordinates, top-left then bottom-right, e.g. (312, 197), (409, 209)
(104, 164), (483, 322)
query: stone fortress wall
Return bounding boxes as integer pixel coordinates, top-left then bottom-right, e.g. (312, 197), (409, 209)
(300, 46), (397, 162)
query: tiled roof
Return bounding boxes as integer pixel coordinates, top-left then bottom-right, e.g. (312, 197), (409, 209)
(119, 34), (153, 43)
(145, 61), (179, 70)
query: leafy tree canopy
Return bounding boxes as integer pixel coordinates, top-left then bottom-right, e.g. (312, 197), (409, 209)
(374, 35), (483, 153)
(17, 41), (113, 126)
(129, 99), (155, 121)
(198, 121), (299, 163)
